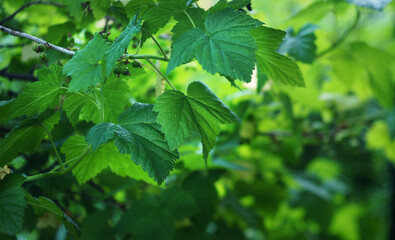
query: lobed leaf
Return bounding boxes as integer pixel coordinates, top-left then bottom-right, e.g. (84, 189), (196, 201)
(251, 26), (305, 87)
(102, 17), (142, 77)
(61, 135), (156, 185)
(6, 65), (66, 121)
(168, 8), (259, 82)
(63, 77), (128, 126)
(141, 0), (191, 43)
(154, 81), (239, 161)
(63, 33), (111, 92)
(86, 103), (179, 184)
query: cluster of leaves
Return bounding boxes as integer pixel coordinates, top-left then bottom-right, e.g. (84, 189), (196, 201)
(1, 0), (307, 186)
(0, 0), (395, 239)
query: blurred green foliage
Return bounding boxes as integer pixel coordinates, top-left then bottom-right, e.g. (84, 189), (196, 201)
(1, 0), (395, 239)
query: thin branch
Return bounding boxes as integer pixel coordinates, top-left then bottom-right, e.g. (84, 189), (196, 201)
(145, 58), (176, 90)
(142, 27), (169, 61)
(0, 25), (75, 55)
(0, 43), (26, 48)
(1, 25), (169, 63)
(317, 7), (361, 58)
(0, 68), (38, 81)
(104, 16), (110, 32)
(0, 1), (66, 25)
(25, 146), (92, 182)
(122, 54), (168, 62)
(133, 59), (156, 72)
(41, 123), (64, 170)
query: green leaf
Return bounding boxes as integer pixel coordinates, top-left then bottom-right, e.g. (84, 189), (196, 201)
(81, 211), (113, 240)
(125, 0), (155, 18)
(0, 100), (14, 124)
(0, 174), (26, 235)
(0, 111), (60, 166)
(25, 193), (80, 237)
(116, 187), (198, 239)
(61, 135), (156, 185)
(208, 0), (251, 13)
(256, 67), (268, 94)
(229, 0), (252, 9)
(171, 7), (205, 40)
(278, 24), (318, 63)
(26, 195), (62, 218)
(153, 81), (239, 161)
(284, 1), (332, 29)
(61, 0), (83, 21)
(63, 33), (111, 92)
(251, 26), (305, 87)
(63, 76), (128, 126)
(349, 42), (395, 108)
(346, 0), (392, 10)
(386, 107), (395, 140)
(90, 0), (111, 20)
(161, 187), (199, 221)
(7, 64), (66, 120)
(141, 0), (189, 43)
(46, 22), (76, 44)
(103, 17), (142, 77)
(115, 196), (175, 240)
(167, 8), (259, 82)
(86, 103), (179, 184)
(181, 171), (221, 230)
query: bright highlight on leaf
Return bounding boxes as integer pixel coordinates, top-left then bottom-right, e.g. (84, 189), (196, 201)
(61, 135), (156, 185)
(154, 81), (239, 161)
(168, 8), (259, 82)
(63, 33), (111, 92)
(86, 103), (179, 184)
(251, 26), (305, 87)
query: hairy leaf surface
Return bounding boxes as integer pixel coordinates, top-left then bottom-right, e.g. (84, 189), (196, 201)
(86, 103), (179, 184)
(168, 8), (259, 82)
(171, 7), (205, 40)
